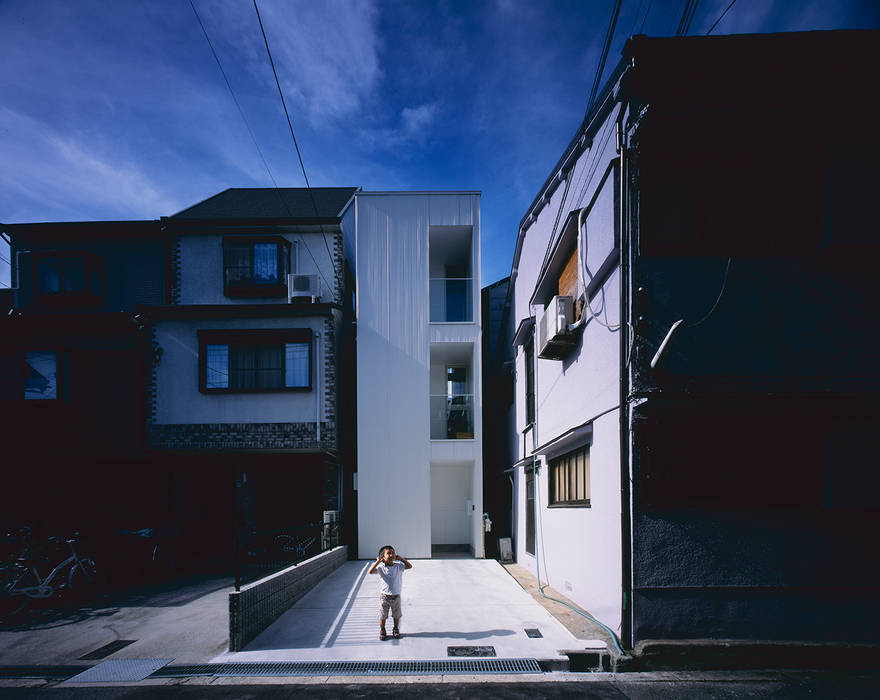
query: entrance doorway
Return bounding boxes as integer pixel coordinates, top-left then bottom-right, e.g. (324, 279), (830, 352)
(430, 461), (473, 556)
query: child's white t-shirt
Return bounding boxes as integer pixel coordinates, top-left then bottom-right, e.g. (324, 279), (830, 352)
(377, 561), (405, 595)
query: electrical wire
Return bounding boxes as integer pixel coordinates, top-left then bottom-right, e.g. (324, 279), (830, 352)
(686, 257), (731, 327)
(587, 0), (623, 114)
(253, 0), (343, 295)
(706, 0), (738, 35)
(188, 0), (335, 297)
(638, 0), (654, 34)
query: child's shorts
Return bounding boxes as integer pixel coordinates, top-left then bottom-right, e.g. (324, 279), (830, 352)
(379, 593), (402, 620)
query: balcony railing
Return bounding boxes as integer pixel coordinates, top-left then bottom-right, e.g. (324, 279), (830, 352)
(430, 394), (474, 439)
(430, 278), (473, 322)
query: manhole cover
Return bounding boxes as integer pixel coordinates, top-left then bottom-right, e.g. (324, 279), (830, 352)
(524, 628), (543, 638)
(447, 646), (496, 657)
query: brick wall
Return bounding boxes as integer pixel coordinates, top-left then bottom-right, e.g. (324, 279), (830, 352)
(147, 421), (337, 450)
(229, 545), (348, 651)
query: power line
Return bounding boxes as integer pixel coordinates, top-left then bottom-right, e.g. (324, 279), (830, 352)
(188, 0), (335, 296)
(706, 0), (738, 35)
(587, 0), (623, 113)
(253, 0), (343, 295)
(639, 0), (654, 34)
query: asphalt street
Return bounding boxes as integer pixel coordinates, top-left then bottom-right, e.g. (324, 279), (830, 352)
(1, 671), (880, 698)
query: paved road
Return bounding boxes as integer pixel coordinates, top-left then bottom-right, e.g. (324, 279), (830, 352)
(1, 671), (879, 698)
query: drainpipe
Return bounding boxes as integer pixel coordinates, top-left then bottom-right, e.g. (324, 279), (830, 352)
(617, 104), (633, 651)
(315, 330), (322, 443)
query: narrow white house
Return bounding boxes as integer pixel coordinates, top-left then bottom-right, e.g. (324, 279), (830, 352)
(342, 192), (483, 560)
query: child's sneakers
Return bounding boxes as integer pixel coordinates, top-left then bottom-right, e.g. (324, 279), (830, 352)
(392, 628), (401, 639)
(379, 629), (388, 641)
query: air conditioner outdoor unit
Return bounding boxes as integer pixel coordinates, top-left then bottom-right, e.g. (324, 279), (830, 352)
(537, 295), (575, 360)
(288, 273), (320, 302)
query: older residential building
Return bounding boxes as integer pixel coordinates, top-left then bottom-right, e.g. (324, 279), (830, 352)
(1, 220), (163, 533)
(342, 191), (483, 559)
(139, 187), (357, 562)
(504, 30), (880, 650)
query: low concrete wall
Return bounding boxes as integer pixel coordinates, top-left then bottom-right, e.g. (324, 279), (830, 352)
(229, 545), (348, 651)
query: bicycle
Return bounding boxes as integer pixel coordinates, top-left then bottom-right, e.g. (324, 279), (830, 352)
(0, 528), (100, 621)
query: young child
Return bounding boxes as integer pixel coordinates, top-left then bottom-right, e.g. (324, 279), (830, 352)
(367, 544), (412, 640)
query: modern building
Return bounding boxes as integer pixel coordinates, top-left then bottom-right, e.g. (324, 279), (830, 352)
(342, 191), (483, 559)
(503, 30), (880, 650)
(139, 187), (357, 562)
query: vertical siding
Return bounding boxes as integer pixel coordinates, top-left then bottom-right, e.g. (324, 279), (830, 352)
(353, 193), (482, 559)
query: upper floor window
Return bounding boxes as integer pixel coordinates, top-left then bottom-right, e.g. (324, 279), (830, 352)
(199, 329), (311, 393)
(222, 236), (292, 298)
(34, 252), (102, 305)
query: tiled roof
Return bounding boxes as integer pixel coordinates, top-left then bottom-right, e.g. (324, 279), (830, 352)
(170, 187), (359, 221)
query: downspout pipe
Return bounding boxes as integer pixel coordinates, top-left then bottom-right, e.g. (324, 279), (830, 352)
(616, 94), (633, 651)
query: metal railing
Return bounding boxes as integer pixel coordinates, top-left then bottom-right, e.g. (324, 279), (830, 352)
(430, 394), (475, 439)
(234, 519), (342, 591)
(429, 278), (473, 322)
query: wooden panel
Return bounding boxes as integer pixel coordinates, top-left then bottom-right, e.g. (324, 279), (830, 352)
(558, 249), (578, 299)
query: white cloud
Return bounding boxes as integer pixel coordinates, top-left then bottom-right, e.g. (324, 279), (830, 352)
(401, 103), (438, 137)
(0, 107), (183, 222)
(210, 0), (382, 130)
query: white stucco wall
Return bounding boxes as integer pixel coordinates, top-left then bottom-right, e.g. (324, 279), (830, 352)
(347, 192), (482, 560)
(153, 316), (329, 424)
(510, 106), (623, 635)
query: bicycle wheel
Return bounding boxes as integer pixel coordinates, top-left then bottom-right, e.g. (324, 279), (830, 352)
(67, 558), (103, 602)
(0, 567), (34, 621)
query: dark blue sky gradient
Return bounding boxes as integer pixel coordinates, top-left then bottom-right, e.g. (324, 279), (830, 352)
(1, 0), (878, 288)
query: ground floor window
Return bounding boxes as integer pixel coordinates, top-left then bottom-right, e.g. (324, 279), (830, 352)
(548, 445), (590, 506)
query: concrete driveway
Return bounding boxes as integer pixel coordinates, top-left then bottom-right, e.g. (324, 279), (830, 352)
(213, 559), (584, 664)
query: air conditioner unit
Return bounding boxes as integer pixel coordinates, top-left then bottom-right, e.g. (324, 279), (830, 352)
(288, 273), (320, 302)
(537, 295), (575, 360)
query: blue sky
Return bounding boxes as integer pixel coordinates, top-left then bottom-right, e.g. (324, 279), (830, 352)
(1, 0), (878, 289)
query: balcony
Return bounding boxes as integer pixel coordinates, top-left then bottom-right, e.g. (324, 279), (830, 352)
(430, 394), (474, 440)
(430, 277), (473, 322)
(429, 225), (474, 323)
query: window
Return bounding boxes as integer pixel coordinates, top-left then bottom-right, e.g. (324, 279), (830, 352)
(33, 252), (102, 304)
(524, 338), (535, 426)
(222, 236), (291, 298)
(548, 446), (590, 506)
(525, 468), (535, 555)
(199, 329), (311, 393)
(23, 351), (60, 400)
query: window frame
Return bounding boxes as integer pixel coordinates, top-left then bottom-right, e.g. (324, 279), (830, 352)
(198, 329), (312, 394)
(221, 236), (292, 298)
(32, 251), (103, 306)
(548, 445), (591, 508)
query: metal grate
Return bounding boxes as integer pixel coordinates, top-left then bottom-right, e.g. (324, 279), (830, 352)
(65, 659), (173, 683)
(152, 658), (542, 677)
(524, 628), (543, 638)
(79, 640), (137, 660)
(0, 666), (88, 679)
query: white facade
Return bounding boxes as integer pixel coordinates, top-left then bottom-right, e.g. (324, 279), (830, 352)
(509, 98), (626, 635)
(343, 192), (483, 560)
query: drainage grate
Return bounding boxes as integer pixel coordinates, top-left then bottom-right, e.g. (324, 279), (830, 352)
(65, 659), (173, 683)
(152, 659), (542, 677)
(79, 640), (137, 660)
(0, 666), (88, 679)
(524, 628), (543, 638)
(448, 646), (496, 657)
